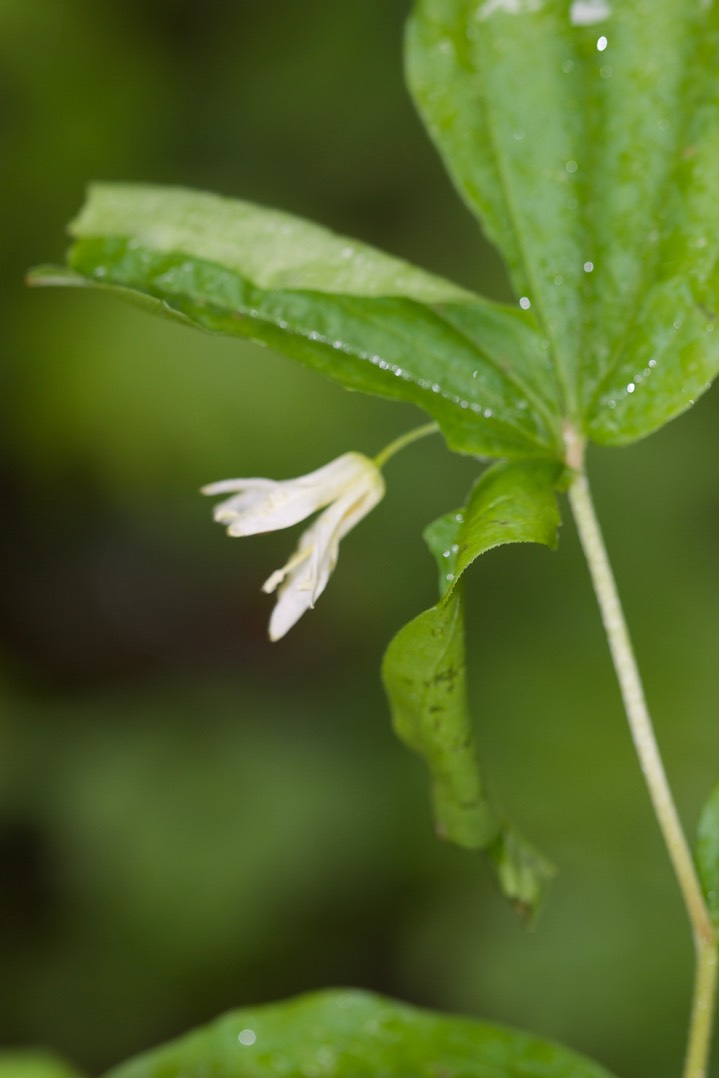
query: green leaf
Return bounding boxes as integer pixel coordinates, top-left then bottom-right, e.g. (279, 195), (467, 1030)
(384, 589), (499, 850)
(696, 780), (719, 935)
(29, 184), (564, 461)
(101, 988), (619, 1078)
(407, 0), (719, 445)
(487, 826), (555, 922)
(67, 184), (477, 303)
(383, 460), (561, 914)
(0, 1053), (85, 1078)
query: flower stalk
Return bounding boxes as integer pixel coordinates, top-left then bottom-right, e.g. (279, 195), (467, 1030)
(567, 465), (717, 1078)
(373, 421), (438, 469)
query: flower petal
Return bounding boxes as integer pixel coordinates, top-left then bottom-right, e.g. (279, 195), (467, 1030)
(266, 466), (385, 639)
(261, 544), (313, 595)
(202, 452), (374, 536)
(203, 450), (385, 640)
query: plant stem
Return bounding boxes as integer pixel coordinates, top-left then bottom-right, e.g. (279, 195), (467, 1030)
(568, 468), (717, 1078)
(373, 422), (438, 470)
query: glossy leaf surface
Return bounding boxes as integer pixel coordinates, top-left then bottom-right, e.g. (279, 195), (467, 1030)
(696, 780), (719, 934)
(407, 0), (719, 445)
(103, 989), (618, 1078)
(30, 185), (565, 461)
(383, 461), (560, 912)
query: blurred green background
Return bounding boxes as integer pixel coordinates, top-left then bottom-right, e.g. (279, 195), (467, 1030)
(1, 2), (718, 1076)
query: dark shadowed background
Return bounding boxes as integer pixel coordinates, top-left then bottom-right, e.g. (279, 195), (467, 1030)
(1, 2), (719, 1075)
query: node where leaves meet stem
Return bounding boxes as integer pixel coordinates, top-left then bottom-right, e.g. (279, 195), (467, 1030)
(567, 467), (717, 1078)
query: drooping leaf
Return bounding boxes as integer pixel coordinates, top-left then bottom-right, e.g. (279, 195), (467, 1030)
(101, 988), (619, 1078)
(384, 589), (499, 851)
(29, 185), (565, 462)
(696, 780), (719, 935)
(407, 0), (719, 446)
(383, 460), (561, 914)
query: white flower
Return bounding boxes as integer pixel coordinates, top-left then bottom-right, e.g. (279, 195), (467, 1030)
(201, 452), (385, 640)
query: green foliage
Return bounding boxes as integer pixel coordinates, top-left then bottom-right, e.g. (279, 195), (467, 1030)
(0, 1053), (84, 1078)
(382, 461), (561, 913)
(31, 1), (719, 458)
(696, 781), (719, 934)
(30, 187), (563, 462)
(24, 0), (719, 1073)
(102, 989), (618, 1078)
(407, 0), (719, 445)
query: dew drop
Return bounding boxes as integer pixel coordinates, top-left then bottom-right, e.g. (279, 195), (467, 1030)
(566, 160), (578, 174)
(626, 382), (636, 393)
(238, 1030), (256, 1047)
(519, 296), (531, 309)
(583, 261), (594, 272)
(597, 34), (608, 50)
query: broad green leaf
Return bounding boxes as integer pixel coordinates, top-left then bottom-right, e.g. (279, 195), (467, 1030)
(696, 780), (719, 935)
(383, 460), (561, 914)
(407, 0), (719, 446)
(0, 1053), (85, 1078)
(29, 184), (565, 462)
(68, 184), (477, 304)
(102, 988), (619, 1078)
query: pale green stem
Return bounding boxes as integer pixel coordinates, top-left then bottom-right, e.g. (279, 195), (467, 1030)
(568, 469), (717, 1078)
(373, 422), (438, 470)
